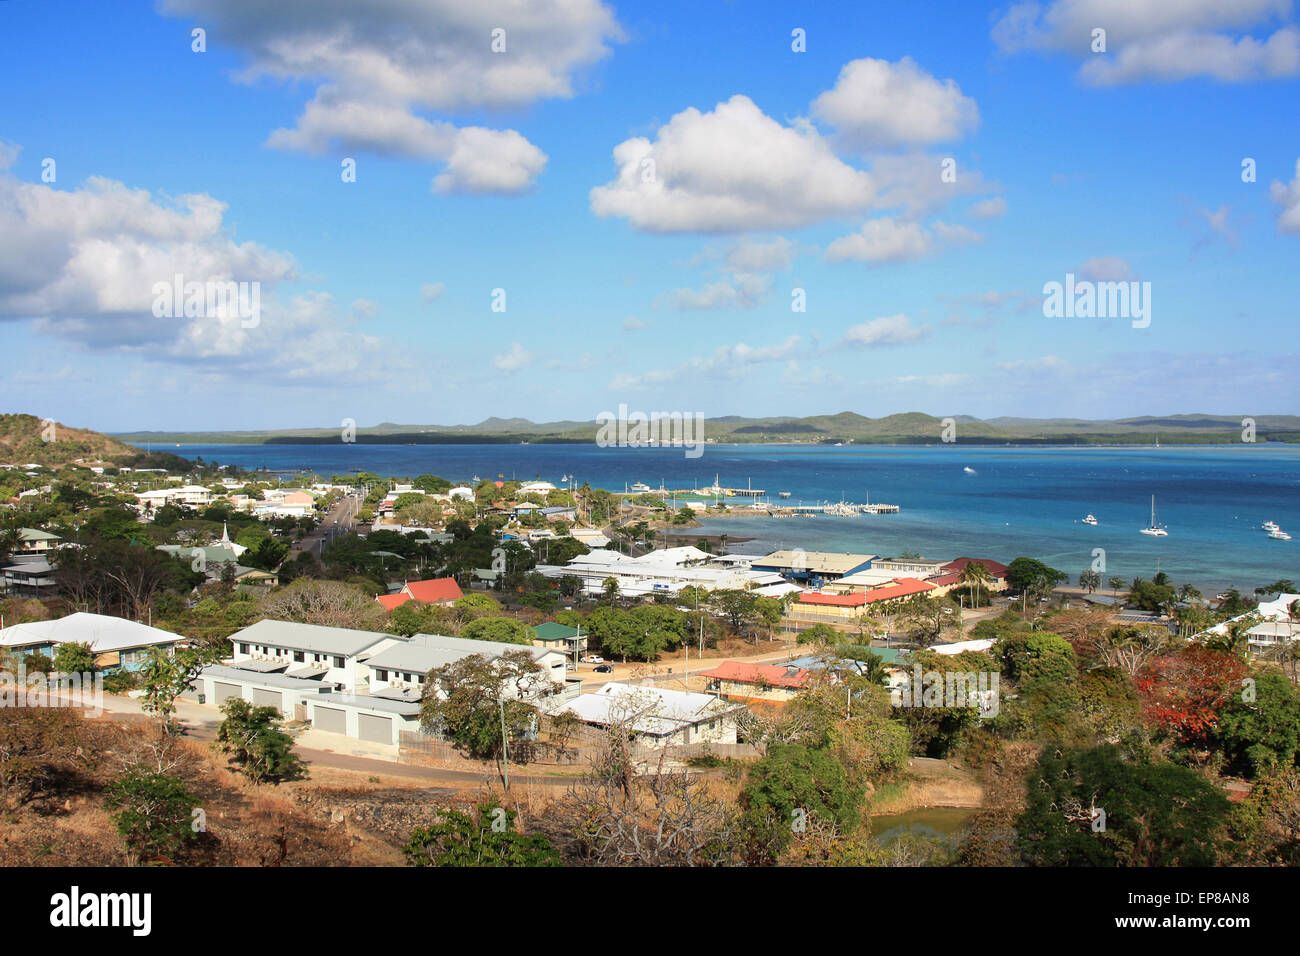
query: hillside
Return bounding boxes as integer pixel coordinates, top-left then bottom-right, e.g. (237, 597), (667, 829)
(109, 410), (1300, 446)
(0, 413), (193, 469)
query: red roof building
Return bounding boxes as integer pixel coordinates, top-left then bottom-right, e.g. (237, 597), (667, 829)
(701, 660), (811, 703)
(941, 557), (1009, 580)
(377, 576), (464, 610)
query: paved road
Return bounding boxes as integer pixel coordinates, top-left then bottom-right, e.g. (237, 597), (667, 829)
(296, 494), (360, 558)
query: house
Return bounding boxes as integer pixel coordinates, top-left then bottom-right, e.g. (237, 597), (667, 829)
(550, 682), (741, 749)
(359, 633), (571, 700)
(15, 528), (61, 553)
(0, 612), (182, 671)
(1202, 591), (1300, 652)
(517, 481), (556, 496)
(795, 578), (936, 619)
(0, 556), (58, 598)
(700, 660), (810, 704)
(533, 621), (587, 657)
(938, 558), (1010, 591)
(376, 576), (465, 610)
(872, 556), (948, 578)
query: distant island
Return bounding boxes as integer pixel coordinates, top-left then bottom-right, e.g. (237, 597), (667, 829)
(109, 411), (1300, 447)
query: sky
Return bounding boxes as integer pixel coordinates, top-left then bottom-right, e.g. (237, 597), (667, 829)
(1, 0), (1299, 432)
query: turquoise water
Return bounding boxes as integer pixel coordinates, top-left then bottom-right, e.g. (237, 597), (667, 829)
(154, 442), (1300, 593)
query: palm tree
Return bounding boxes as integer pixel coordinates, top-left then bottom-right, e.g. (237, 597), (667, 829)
(960, 561), (992, 607)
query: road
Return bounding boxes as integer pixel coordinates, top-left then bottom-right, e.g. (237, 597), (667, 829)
(296, 493), (360, 558)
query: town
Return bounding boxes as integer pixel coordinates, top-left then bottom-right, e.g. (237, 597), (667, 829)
(2, 424), (1298, 868)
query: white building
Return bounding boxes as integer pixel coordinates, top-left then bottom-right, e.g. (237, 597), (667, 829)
(550, 682), (741, 749)
(0, 612), (182, 672)
(535, 547), (787, 598)
(1203, 592), (1300, 652)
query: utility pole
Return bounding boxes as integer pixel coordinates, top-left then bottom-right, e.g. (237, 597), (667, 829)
(498, 694), (510, 792)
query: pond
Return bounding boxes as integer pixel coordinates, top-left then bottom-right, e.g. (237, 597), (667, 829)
(869, 806), (977, 844)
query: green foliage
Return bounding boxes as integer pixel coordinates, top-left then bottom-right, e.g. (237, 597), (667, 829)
(740, 743), (862, 861)
(105, 770), (200, 862)
(1212, 672), (1300, 778)
(51, 641), (96, 675)
(402, 802), (559, 867)
(1017, 744), (1230, 866)
(420, 650), (551, 761)
(459, 617), (536, 645)
(214, 697), (303, 784)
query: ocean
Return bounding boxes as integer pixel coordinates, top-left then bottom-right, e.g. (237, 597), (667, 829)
(150, 442), (1300, 594)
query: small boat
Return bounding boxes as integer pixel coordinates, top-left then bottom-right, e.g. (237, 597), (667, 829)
(1082, 514), (1098, 526)
(1268, 529), (1292, 541)
(630, 482), (651, 493)
(1263, 521), (1280, 532)
(779, 491), (791, 498)
(963, 466), (977, 474)
(1140, 495), (1168, 536)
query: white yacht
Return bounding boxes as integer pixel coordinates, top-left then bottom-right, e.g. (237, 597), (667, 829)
(1082, 514), (1098, 526)
(630, 481), (651, 493)
(1263, 520), (1280, 533)
(1269, 528), (1292, 541)
(1140, 495), (1168, 536)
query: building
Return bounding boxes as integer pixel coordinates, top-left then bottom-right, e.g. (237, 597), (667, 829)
(752, 550), (876, 587)
(795, 578), (936, 619)
(872, 557), (948, 577)
(15, 528), (61, 553)
(0, 555), (57, 598)
(535, 547), (787, 598)
(937, 558), (1010, 591)
(549, 682), (741, 749)
(376, 576), (465, 610)
(225, 619), (398, 690)
(1203, 591), (1300, 653)
(533, 621), (588, 657)
(358, 633), (571, 700)
(0, 612), (182, 671)
(700, 660), (810, 704)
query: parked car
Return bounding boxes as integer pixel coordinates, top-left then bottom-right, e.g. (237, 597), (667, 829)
(580, 655), (605, 664)
(593, 664), (613, 673)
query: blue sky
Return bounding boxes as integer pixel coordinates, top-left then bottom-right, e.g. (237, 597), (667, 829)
(1, 0), (1299, 431)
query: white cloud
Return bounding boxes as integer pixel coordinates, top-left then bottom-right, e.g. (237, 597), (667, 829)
(420, 282), (446, 304)
(590, 95), (875, 233)
(161, 0), (620, 193)
(621, 316), (649, 330)
(610, 334), (801, 389)
(663, 273), (769, 310)
(1270, 159), (1300, 233)
(840, 314), (928, 347)
(826, 217), (980, 266)
(811, 57), (979, 149)
(351, 298), (379, 320)
(724, 236), (795, 272)
(0, 144), (397, 382)
(969, 196), (1008, 219)
(1077, 255), (1136, 281)
(993, 1), (1299, 85)
(493, 341), (532, 371)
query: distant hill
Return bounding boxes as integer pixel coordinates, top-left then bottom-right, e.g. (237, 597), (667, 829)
(108, 411), (1300, 446)
(1, 413), (193, 470)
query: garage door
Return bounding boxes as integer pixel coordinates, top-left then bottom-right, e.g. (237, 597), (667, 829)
(313, 706), (346, 735)
(213, 681), (243, 704)
(357, 713), (392, 745)
(252, 688), (284, 712)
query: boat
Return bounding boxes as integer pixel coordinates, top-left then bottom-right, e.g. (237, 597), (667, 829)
(1082, 514), (1098, 526)
(630, 482), (651, 493)
(1263, 521), (1280, 532)
(1139, 495), (1168, 536)
(963, 466), (976, 474)
(779, 491), (791, 498)
(1268, 529), (1292, 541)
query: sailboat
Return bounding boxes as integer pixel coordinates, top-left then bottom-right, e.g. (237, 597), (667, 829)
(1139, 495), (1168, 536)
(1082, 514), (1098, 526)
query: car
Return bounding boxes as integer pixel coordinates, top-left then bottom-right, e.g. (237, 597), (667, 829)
(593, 664), (613, 673)
(580, 655), (605, 664)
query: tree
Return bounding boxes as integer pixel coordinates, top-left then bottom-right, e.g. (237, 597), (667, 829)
(420, 651), (553, 767)
(739, 742), (863, 862)
(1136, 645), (1247, 745)
(105, 770), (200, 863)
(1017, 745), (1230, 866)
(1213, 672), (1300, 778)
(961, 561), (994, 605)
(1006, 557), (1067, 603)
(1078, 568), (1101, 593)
(51, 641), (96, 676)
(796, 623), (844, 647)
(459, 617), (536, 645)
(139, 644), (222, 731)
(213, 698), (303, 784)
(403, 802), (558, 867)
(258, 578), (388, 630)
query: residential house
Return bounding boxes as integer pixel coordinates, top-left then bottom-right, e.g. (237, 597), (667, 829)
(376, 576), (465, 610)
(549, 682), (742, 749)
(0, 612), (182, 671)
(700, 660), (810, 704)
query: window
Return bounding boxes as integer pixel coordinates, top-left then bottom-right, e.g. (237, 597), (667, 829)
(376, 670), (388, 682)
(334, 656), (345, 667)
(238, 643), (248, 654)
(294, 651), (304, 663)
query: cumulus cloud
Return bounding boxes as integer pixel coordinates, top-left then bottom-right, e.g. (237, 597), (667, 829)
(993, 0), (1300, 85)
(0, 144), (398, 382)
(621, 316), (649, 330)
(723, 236), (795, 272)
(811, 56), (979, 149)
(826, 217), (980, 265)
(1270, 159), (1300, 233)
(420, 282), (445, 304)
(161, 0), (621, 193)
(589, 95), (875, 233)
(839, 314), (928, 348)
(492, 341), (532, 371)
